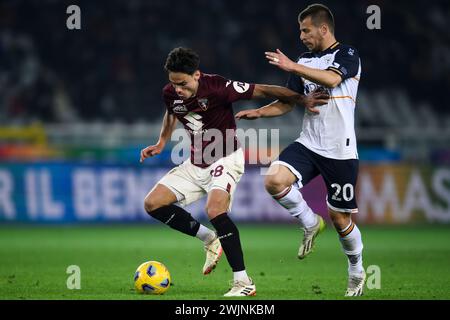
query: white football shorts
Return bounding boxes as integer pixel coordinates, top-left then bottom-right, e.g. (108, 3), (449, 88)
(156, 148), (245, 211)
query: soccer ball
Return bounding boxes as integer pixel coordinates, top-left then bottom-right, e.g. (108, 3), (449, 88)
(134, 261), (171, 295)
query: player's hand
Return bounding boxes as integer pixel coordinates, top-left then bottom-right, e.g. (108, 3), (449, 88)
(265, 49), (296, 72)
(300, 90), (330, 114)
(235, 109), (262, 120)
(140, 143), (164, 163)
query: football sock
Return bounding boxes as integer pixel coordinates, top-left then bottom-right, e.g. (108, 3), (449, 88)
(196, 224), (217, 244)
(210, 213), (246, 272)
(233, 270), (251, 283)
(338, 220), (364, 274)
(271, 185), (318, 229)
(148, 204), (201, 237)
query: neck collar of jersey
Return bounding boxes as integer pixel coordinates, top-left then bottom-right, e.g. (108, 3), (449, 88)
(322, 41), (339, 52)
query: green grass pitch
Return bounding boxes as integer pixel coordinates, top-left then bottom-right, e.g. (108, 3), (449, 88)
(0, 223), (449, 300)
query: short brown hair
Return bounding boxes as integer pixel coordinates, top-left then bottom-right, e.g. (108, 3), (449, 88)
(298, 3), (335, 34)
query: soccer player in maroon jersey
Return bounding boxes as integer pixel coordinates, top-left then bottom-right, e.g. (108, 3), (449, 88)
(140, 47), (328, 296)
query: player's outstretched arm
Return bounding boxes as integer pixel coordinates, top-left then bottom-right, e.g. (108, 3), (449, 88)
(252, 84), (302, 104)
(236, 89), (329, 120)
(236, 100), (293, 120)
(252, 84), (328, 106)
(265, 49), (342, 88)
(140, 111), (178, 163)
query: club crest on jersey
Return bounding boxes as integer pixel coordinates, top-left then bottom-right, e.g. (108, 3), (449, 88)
(198, 98), (209, 111)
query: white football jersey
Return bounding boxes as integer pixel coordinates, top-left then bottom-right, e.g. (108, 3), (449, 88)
(287, 42), (361, 160)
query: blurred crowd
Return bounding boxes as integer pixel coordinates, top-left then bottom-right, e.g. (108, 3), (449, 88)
(0, 0), (449, 123)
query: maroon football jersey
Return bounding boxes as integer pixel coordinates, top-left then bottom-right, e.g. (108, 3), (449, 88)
(163, 73), (255, 167)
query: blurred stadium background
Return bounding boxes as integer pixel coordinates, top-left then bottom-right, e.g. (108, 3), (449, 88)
(1, 0), (449, 224)
(0, 0), (450, 300)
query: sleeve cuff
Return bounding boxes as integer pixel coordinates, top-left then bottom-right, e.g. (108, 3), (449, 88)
(327, 67), (345, 81)
(327, 67), (343, 76)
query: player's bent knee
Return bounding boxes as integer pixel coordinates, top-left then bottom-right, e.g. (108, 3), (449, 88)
(329, 209), (352, 230)
(205, 201), (229, 219)
(144, 196), (158, 214)
(144, 184), (178, 215)
(144, 195), (168, 215)
(264, 165), (296, 194)
(206, 202), (228, 219)
(206, 189), (230, 219)
(264, 174), (290, 195)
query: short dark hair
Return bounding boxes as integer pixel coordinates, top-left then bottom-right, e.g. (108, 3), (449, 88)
(164, 47), (200, 74)
(298, 3), (335, 34)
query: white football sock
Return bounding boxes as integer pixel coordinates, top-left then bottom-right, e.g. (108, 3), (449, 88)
(271, 185), (318, 229)
(338, 221), (364, 274)
(196, 224), (216, 244)
(233, 270), (250, 283)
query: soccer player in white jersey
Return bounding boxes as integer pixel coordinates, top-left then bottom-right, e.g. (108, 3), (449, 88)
(236, 4), (365, 296)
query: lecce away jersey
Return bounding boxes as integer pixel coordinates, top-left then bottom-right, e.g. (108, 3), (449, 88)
(287, 42), (361, 160)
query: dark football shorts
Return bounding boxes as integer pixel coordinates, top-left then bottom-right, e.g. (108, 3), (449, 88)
(273, 142), (359, 214)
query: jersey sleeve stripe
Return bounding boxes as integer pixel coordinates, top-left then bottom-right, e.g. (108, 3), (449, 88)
(331, 96), (356, 103)
(327, 67), (343, 75)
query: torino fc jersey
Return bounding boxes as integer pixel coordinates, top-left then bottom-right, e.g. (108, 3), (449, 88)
(163, 73), (255, 167)
(287, 42), (361, 160)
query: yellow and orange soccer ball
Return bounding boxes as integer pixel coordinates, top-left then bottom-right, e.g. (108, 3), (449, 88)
(134, 261), (171, 295)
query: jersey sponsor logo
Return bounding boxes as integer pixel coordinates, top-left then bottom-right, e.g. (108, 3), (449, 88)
(183, 112), (204, 134)
(232, 81), (250, 93)
(348, 48), (355, 56)
(198, 98), (209, 111)
(173, 104), (188, 113)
